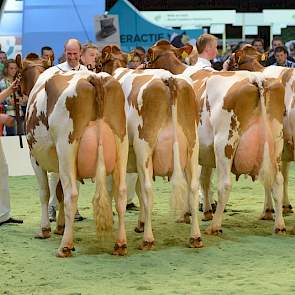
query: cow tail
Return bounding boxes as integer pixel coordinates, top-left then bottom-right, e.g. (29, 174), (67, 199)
(91, 78), (113, 238)
(164, 77), (188, 215)
(253, 74), (274, 187)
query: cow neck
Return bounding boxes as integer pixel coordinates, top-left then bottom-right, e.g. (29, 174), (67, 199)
(240, 60), (264, 72)
(168, 60), (187, 74)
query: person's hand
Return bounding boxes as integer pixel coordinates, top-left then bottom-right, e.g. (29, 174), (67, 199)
(8, 80), (19, 92)
(0, 114), (14, 127)
(222, 59), (230, 71)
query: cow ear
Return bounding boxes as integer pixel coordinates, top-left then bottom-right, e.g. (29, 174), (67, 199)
(259, 52), (268, 62)
(146, 48), (155, 63)
(15, 54), (23, 70)
(101, 45), (112, 62)
(176, 44), (193, 60)
(234, 50), (243, 63)
(111, 45), (121, 54)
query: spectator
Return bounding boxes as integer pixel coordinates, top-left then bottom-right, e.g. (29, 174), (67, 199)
(273, 46), (295, 68)
(128, 53), (142, 69)
(47, 38), (86, 222)
(80, 43), (99, 71)
(266, 36), (295, 66)
(0, 59), (25, 136)
(0, 50), (7, 77)
(252, 38), (265, 53)
(41, 46), (55, 65)
(195, 33), (218, 69)
(0, 80), (23, 226)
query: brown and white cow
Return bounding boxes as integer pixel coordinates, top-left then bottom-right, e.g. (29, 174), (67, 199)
(115, 67), (203, 249)
(98, 45), (203, 248)
(227, 44), (295, 220)
(26, 69), (129, 257)
(145, 40), (286, 235)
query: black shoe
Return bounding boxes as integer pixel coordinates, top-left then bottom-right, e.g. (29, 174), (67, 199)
(0, 217), (23, 226)
(74, 210), (85, 222)
(126, 202), (139, 211)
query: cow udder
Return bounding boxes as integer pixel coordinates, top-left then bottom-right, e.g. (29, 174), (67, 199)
(77, 120), (116, 179)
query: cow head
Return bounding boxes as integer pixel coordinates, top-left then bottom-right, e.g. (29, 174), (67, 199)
(227, 44), (266, 72)
(145, 39), (193, 74)
(98, 45), (128, 74)
(15, 53), (52, 96)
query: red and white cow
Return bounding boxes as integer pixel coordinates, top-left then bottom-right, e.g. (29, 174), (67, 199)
(227, 44), (295, 220)
(26, 69), (129, 257)
(145, 40), (286, 235)
(99, 45), (203, 249)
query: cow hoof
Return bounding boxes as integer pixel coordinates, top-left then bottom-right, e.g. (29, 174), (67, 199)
(112, 243), (127, 256)
(283, 205), (293, 215)
(34, 227), (51, 239)
(134, 222), (144, 233)
(260, 209), (273, 220)
(56, 247), (73, 258)
(205, 227), (223, 235)
(189, 237), (204, 248)
(54, 225), (65, 235)
(138, 240), (155, 250)
(274, 228), (286, 235)
(202, 210), (213, 221)
(176, 212), (191, 224)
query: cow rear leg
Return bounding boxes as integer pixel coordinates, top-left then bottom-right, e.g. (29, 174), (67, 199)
(54, 180), (65, 235)
(112, 135), (128, 256)
(31, 158), (51, 239)
(260, 187), (274, 220)
(137, 157), (155, 250)
(134, 177), (145, 233)
(205, 148), (232, 235)
(56, 144), (79, 258)
(186, 143), (203, 248)
(271, 171), (286, 234)
(282, 161), (293, 215)
(200, 166), (214, 221)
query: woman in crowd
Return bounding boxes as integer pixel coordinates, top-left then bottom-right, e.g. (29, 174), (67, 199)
(0, 59), (26, 136)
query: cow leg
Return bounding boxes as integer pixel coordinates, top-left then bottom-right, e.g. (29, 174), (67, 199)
(200, 166), (214, 221)
(134, 177), (145, 233)
(260, 187), (274, 220)
(205, 138), (233, 235)
(282, 161), (293, 214)
(186, 142), (203, 248)
(271, 170), (286, 234)
(56, 143), (79, 258)
(54, 180), (65, 236)
(31, 157), (51, 239)
(112, 136), (128, 256)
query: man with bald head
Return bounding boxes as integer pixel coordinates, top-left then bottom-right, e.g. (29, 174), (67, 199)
(54, 38), (88, 72)
(47, 38), (87, 222)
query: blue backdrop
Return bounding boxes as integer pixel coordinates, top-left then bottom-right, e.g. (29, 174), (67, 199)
(22, 0), (105, 60)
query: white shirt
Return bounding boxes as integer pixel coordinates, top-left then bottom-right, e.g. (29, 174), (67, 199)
(53, 61), (88, 72)
(194, 57), (213, 69)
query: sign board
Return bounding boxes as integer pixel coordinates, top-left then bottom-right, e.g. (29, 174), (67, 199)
(94, 15), (120, 49)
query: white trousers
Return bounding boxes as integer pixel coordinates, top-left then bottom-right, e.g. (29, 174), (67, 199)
(0, 140), (10, 223)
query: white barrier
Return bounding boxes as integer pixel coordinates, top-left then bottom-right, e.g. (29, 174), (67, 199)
(0, 135), (34, 176)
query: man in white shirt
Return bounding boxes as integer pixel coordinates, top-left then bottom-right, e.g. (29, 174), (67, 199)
(48, 38), (87, 222)
(80, 43), (99, 71)
(53, 39), (88, 72)
(194, 33), (218, 70)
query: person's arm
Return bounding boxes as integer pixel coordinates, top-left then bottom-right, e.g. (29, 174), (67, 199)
(0, 80), (18, 103)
